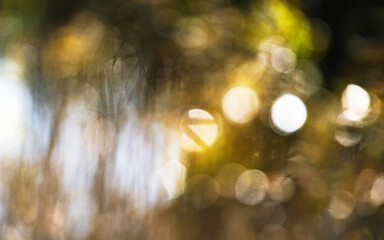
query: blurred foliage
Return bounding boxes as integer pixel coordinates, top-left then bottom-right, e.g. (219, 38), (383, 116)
(0, 0), (382, 240)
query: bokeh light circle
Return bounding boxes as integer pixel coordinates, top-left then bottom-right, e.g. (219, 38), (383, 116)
(235, 169), (269, 205)
(271, 94), (307, 134)
(222, 86), (259, 124)
(179, 109), (218, 152)
(268, 175), (295, 203)
(341, 84), (370, 121)
(328, 191), (354, 220)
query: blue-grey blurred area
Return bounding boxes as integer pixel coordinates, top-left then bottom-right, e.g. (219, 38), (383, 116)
(0, 0), (383, 239)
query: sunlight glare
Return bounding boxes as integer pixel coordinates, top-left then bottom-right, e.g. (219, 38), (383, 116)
(0, 58), (30, 157)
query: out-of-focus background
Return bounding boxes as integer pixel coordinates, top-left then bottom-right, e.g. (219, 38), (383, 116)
(0, 0), (383, 239)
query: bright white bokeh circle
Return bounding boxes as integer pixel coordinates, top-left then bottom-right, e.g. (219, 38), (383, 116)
(341, 84), (370, 121)
(271, 94), (307, 134)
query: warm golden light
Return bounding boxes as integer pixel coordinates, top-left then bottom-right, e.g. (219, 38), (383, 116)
(179, 109), (218, 152)
(271, 94), (307, 134)
(44, 12), (105, 77)
(235, 169), (269, 205)
(222, 86), (259, 124)
(341, 84), (370, 121)
(175, 18), (209, 51)
(328, 191), (354, 220)
(159, 160), (186, 199)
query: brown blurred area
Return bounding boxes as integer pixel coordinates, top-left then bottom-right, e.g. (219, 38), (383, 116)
(0, 0), (383, 239)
